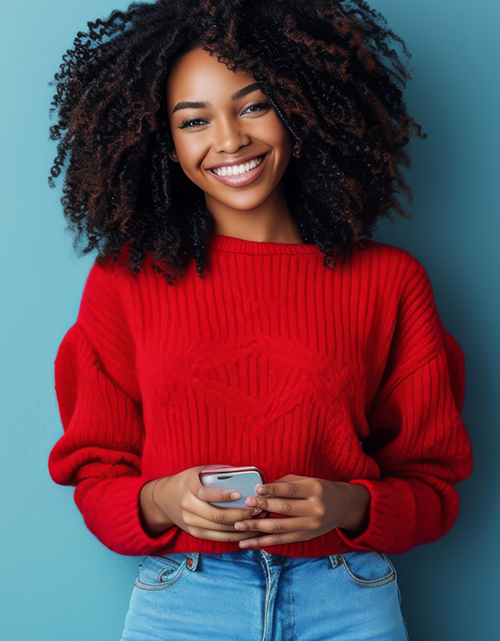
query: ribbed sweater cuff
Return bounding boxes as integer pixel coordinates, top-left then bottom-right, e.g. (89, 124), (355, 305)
(336, 479), (412, 555)
(77, 476), (177, 556)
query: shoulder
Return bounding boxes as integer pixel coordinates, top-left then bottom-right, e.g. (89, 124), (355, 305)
(85, 245), (138, 291)
(349, 240), (432, 300)
(65, 250), (144, 395)
(76, 248), (148, 340)
(353, 239), (424, 271)
(81, 245), (162, 315)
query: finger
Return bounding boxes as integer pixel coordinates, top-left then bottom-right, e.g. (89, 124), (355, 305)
(238, 530), (312, 548)
(183, 496), (262, 526)
(234, 516), (313, 535)
(244, 495), (308, 516)
(197, 485), (243, 504)
(182, 510), (258, 532)
(207, 506), (263, 525)
(255, 481), (304, 498)
(188, 527), (264, 543)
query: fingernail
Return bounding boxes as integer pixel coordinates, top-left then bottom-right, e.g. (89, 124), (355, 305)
(245, 497), (257, 507)
(256, 485), (264, 494)
(230, 491), (242, 500)
(253, 508), (263, 515)
(234, 522), (245, 530)
(239, 540), (252, 548)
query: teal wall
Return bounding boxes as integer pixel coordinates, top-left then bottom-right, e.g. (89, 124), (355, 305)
(1, 1), (498, 639)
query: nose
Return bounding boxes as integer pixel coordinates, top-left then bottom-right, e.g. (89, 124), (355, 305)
(213, 116), (250, 154)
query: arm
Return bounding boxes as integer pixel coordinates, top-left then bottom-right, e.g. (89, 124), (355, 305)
(336, 260), (473, 553)
(336, 341), (472, 553)
(49, 258), (179, 555)
(49, 322), (178, 555)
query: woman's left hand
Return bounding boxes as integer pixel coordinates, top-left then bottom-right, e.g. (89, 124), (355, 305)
(234, 475), (371, 549)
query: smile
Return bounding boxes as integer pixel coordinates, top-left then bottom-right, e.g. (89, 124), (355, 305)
(207, 153), (269, 188)
(210, 155), (266, 177)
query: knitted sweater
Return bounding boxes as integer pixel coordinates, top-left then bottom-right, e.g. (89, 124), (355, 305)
(49, 234), (473, 558)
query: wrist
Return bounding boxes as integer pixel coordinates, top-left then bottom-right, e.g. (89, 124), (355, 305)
(140, 477), (175, 536)
(338, 482), (371, 534)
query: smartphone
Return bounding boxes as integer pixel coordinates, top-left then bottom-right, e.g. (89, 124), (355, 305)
(199, 466), (265, 508)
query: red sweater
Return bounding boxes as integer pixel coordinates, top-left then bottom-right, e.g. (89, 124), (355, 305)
(49, 234), (472, 557)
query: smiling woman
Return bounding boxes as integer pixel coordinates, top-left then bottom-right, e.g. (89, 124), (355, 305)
(166, 48), (297, 242)
(47, 0), (429, 282)
(47, 1), (472, 639)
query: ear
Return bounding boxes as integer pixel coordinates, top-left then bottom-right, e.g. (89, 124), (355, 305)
(169, 151), (179, 162)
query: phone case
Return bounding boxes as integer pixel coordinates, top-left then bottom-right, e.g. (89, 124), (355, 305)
(199, 466), (264, 508)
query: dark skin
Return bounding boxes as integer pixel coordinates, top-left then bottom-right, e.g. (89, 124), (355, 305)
(140, 468), (371, 547)
(166, 47), (301, 244)
(140, 49), (371, 548)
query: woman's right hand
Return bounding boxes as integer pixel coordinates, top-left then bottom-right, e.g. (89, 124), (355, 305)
(140, 466), (263, 541)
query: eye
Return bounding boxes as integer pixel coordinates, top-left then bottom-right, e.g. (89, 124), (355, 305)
(178, 118), (208, 129)
(242, 101), (271, 115)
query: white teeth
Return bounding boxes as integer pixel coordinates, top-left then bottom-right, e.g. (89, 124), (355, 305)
(211, 155), (264, 177)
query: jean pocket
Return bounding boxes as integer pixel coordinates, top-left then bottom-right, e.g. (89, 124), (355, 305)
(135, 554), (188, 591)
(338, 551), (396, 588)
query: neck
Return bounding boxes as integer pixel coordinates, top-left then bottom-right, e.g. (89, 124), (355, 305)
(206, 185), (303, 244)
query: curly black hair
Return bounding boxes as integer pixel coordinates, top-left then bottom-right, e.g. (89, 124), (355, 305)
(49, 0), (424, 283)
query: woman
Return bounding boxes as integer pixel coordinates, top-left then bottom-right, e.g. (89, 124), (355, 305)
(48, 1), (473, 639)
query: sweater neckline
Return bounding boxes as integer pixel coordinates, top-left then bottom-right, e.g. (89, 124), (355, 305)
(209, 233), (321, 255)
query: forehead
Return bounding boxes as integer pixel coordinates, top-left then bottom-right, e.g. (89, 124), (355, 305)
(166, 48), (257, 107)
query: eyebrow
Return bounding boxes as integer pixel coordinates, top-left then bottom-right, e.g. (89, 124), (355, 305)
(171, 82), (262, 114)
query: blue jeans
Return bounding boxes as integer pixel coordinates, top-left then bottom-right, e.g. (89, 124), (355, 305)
(120, 551), (409, 640)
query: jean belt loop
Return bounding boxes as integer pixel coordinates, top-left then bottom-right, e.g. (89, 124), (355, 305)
(328, 554), (343, 569)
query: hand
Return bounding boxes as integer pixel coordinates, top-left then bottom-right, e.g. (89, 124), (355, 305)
(140, 465), (263, 542)
(233, 474), (371, 549)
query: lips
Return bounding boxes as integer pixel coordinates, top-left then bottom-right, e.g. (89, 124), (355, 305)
(207, 153), (269, 187)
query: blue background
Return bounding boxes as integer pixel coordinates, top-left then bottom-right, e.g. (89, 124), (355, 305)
(1, 1), (498, 639)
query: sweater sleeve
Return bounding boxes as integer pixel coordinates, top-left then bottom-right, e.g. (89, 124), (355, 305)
(48, 260), (176, 556)
(337, 256), (473, 554)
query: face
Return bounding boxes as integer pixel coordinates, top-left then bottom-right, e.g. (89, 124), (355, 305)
(166, 48), (292, 222)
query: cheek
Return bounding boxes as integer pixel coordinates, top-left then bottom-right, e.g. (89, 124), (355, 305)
(173, 139), (206, 176)
(275, 132), (293, 171)
(271, 123), (293, 162)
